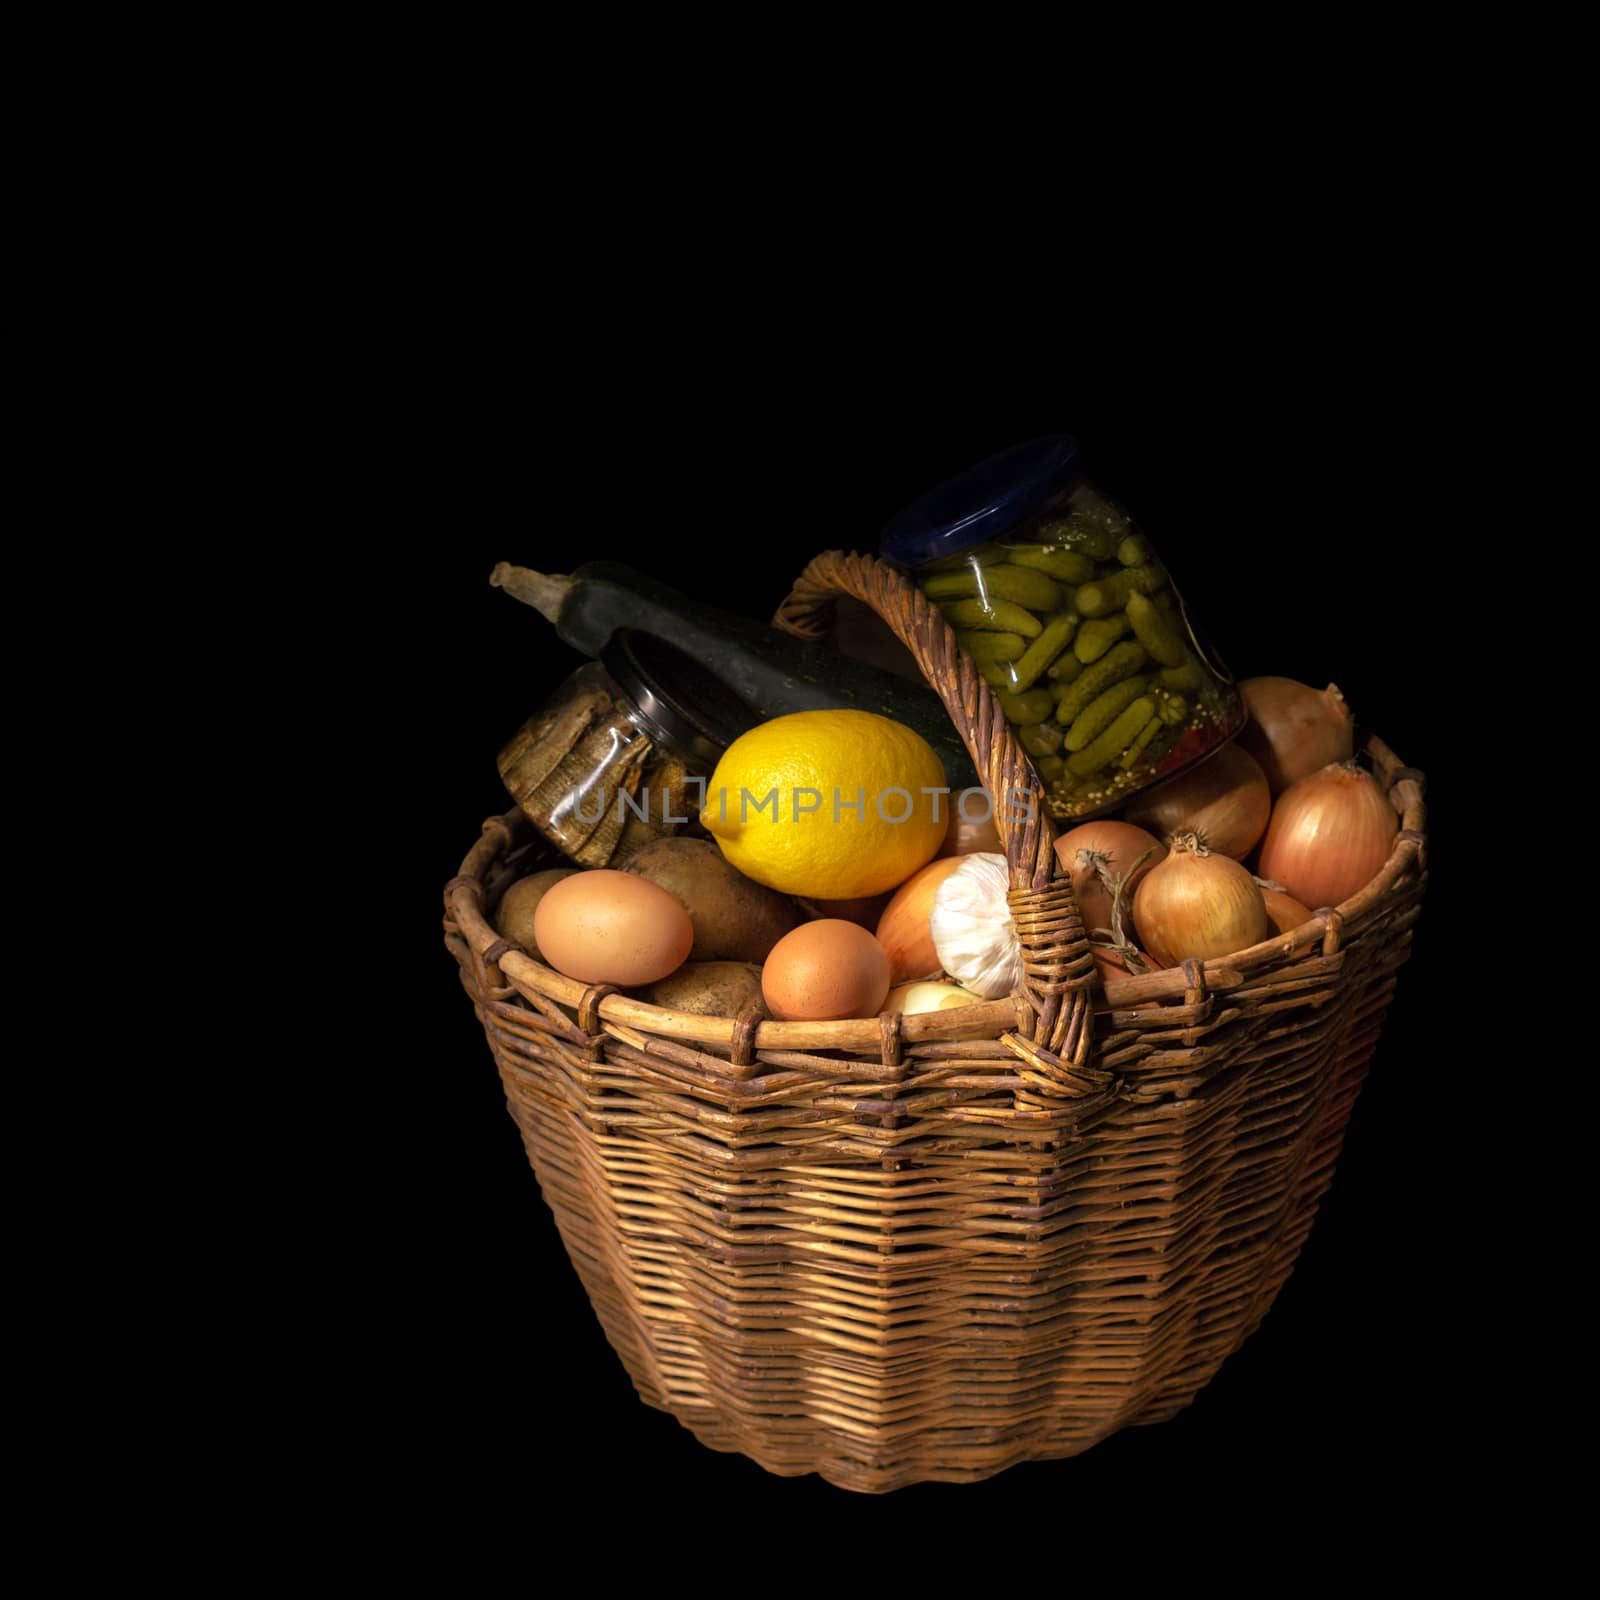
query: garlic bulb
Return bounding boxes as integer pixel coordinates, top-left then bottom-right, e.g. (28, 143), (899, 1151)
(929, 852), (1022, 999)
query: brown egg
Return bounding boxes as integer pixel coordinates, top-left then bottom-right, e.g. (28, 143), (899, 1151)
(761, 919), (891, 1022)
(532, 869), (694, 987)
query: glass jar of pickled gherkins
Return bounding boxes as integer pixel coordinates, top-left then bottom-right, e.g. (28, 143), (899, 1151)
(497, 629), (759, 866)
(880, 435), (1246, 822)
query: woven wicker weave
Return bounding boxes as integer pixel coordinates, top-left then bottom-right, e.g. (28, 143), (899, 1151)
(442, 551), (1427, 1493)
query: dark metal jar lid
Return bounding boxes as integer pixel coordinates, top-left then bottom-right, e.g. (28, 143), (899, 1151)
(600, 629), (759, 767)
(880, 435), (1081, 567)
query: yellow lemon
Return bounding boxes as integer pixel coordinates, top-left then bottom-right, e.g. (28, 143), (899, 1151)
(699, 711), (948, 899)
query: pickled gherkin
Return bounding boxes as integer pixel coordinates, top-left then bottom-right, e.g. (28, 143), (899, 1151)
(997, 687), (1056, 725)
(939, 597), (1044, 637)
(1126, 589), (1187, 667)
(1074, 564), (1165, 618)
(976, 657), (1021, 691)
(1018, 721), (1063, 759)
(959, 642), (1023, 692)
(1056, 641), (1148, 726)
(1003, 545), (1095, 584)
(1067, 697), (1155, 777)
(925, 565), (1064, 611)
(1063, 676), (1151, 752)
(1119, 714), (1163, 769)
(1075, 612), (1133, 663)
(1008, 611), (1079, 693)
(957, 629), (1026, 665)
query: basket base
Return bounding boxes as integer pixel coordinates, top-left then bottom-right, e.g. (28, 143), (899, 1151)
(636, 1393), (1178, 1493)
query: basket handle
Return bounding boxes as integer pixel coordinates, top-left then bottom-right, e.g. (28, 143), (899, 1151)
(773, 550), (1095, 1068)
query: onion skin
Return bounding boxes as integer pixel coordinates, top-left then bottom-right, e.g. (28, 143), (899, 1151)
(1258, 761), (1398, 911)
(1256, 881), (1315, 936)
(1237, 678), (1355, 795)
(1132, 832), (1270, 966)
(1124, 743), (1271, 860)
(1053, 820), (1162, 936)
(875, 856), (966, 983)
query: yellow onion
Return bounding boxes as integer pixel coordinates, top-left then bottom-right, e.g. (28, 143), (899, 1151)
(1237, 678), (1355, 794)
(875, 856), (966, 983)
(936, 788), (1003, 857)
(884, 980), (985, 1015)
(1124, 743), (1271, 860)
(1258, 761), (1398, 910)
(1254, 878), (1315, 935)
(1132, 832), (1270, 966)
(1053, 820), (1162, 937)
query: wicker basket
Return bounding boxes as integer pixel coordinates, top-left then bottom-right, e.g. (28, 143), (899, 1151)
(442, 551), (1427, 1493)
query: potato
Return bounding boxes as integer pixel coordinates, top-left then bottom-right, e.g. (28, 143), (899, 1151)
(493, 868), (578, 962)
(643, 962), (765, 1017)
(621, 838), (798, 963)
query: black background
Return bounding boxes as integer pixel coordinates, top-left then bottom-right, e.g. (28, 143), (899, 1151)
(376, 346), (1470, 1530)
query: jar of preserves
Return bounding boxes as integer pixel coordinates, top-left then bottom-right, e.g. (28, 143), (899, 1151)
(498, 629), (758, 866)
(880, 436), (1245, 822)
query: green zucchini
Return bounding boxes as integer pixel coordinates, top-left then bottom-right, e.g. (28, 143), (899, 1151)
(491, 561), (980, 789)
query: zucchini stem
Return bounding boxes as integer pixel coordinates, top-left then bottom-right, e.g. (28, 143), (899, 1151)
(490, 563), (572, 624)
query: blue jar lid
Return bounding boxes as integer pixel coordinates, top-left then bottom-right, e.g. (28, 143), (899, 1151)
(880, 435), (1082, 568)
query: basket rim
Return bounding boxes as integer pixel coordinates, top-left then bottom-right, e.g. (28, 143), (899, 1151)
(444, 729), (1425, 1056)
